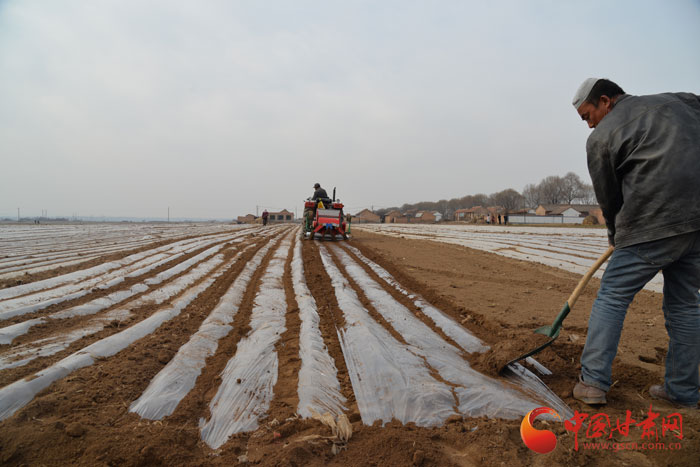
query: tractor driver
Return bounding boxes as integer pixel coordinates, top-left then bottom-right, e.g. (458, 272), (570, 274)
(305, 183), (329, 229)
(312, 183), (328, 202)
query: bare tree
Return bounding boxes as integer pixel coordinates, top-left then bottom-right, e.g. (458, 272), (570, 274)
(578, 184), (598, 204)
(491, 188), (525, 212)
(561, 172), (586, 204)
(471, 193), (490, 207)
(522, 183), (542, 208)
(436, 199), (449, 217)
(539, 175), (567, 204)
(388, 173), (597, 217)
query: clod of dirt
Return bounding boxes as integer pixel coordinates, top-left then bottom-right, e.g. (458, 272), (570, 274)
(412, 449), (425, 466)
(65, 422), (86, 438)
(445, 414), (462, 424)
(156, 351), (170, 364)
(470, 333), (553, 377)
(287, 446), (312, 465)
(139, 444), (156, 459)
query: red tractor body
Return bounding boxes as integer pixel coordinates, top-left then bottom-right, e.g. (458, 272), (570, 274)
(304, 200), (349, 240)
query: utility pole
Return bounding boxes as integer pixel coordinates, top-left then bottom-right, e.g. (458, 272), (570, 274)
(256, 205), (259, 216)
(168, 207), (170, 223)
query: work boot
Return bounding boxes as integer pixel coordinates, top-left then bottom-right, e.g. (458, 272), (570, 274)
(573, 376), (607, 405)
(649, 385), (697, 408)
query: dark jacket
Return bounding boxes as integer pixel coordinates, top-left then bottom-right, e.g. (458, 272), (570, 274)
(312, 188), (328, 200)
(586, 92), (700, 248)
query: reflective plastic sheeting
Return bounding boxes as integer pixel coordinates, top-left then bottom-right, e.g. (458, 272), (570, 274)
(344, 245), (487, 354)
(0, 248), (233, 371)
(292, 235), (346, 419)
(338, 244), (573, 421)
(0, 232), (244, 318)
(333, 245), (539, 419)
(199, 233), (292, 449)
(319, 246), (458, 427)
(130, 242), (266, 420)
(0, 248), (241, 422)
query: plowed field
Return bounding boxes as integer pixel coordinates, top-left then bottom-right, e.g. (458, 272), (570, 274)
(0, 223), (697, 466)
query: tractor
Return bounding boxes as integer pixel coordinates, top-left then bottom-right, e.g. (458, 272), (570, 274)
(303, 188), (350, 240)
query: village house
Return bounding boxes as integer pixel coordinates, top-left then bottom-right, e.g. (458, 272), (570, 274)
(384, 210), (408, 224)
(266, 209), (295, 223)
(462, 206), (489, 221)
(536, 204), (605, 224)
(487, 206), (506, 222)
(236, 214), (256, 224)
(454, 208), (470, 221)
(413, 211), (442, 223)
(352, 209), (381, 223)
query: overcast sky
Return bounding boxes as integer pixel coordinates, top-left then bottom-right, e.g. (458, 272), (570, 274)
(1, 1), (699, 219)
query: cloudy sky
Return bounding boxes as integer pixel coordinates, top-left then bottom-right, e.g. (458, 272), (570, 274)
(1, 1), (699, 220)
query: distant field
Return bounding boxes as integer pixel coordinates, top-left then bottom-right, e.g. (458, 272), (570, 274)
(356, 223), (663, 292)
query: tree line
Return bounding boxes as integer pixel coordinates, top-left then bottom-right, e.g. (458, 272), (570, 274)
(377, 172), (596, 218)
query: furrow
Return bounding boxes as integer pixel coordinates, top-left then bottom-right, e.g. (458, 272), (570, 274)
(318, 245), (457, 427)
(0, 233), (246, 321)
(0, 238), (248, 422)
(0, 240), (242, 371)
(292, 234), (346, 419)
(331, 245), (569, 420)
(343, 244), (487, 354)
(199, 231), (293, 449)
(341, 243), (574, 419)
(129, 237), (275, 420)
(0, 230), (250, 306)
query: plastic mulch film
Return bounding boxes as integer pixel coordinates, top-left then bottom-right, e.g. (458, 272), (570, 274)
(199, 232), (292, 449)
(0, 286), (149, 346)
(332, 246), (541, 417)
(129, 241), (267, 420)
(0, 250), (240, 422)
(0, 231), (246, 319)
(0, 239), (222, 321)
(292, 235), (346, 419)
(340, 244), (573, 420)
(344, 245), (487, 354)
(319, 246), (458, 427)
(0, 243), (236, 371)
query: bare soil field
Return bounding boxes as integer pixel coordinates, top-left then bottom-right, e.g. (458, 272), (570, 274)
(0, 224), (697, 466)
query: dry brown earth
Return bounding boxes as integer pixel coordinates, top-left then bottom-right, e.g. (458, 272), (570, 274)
(0, 227), (697, 466)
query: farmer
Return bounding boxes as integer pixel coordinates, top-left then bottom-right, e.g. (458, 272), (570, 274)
(261, 210), (269, 226)
(304, 183), (329, 228)
(311, 182), (328, 202)
(571, 78), (700, 407)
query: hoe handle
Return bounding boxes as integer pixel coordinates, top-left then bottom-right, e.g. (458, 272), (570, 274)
(566, 245), (614, 309)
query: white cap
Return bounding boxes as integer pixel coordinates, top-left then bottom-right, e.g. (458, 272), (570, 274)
(572, 78), (600, 109)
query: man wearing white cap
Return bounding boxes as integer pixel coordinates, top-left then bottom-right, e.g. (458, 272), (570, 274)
(571, 78), (700, 408)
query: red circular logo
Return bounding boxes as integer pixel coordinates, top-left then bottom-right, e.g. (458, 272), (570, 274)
(520, 406), (561, 454)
